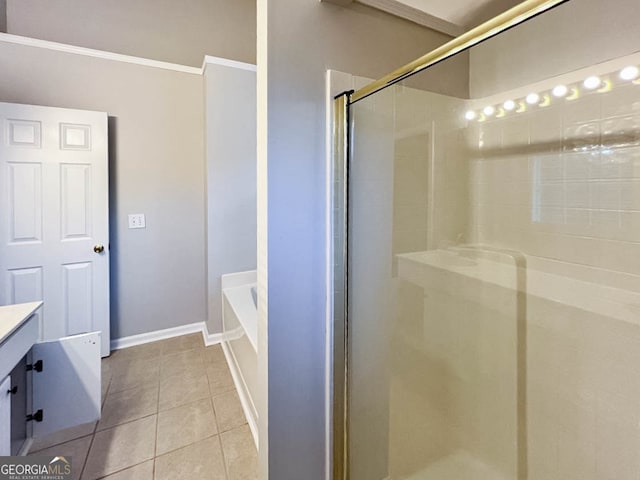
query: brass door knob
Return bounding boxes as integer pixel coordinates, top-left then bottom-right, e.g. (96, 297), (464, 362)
(93, 244), (105, 254)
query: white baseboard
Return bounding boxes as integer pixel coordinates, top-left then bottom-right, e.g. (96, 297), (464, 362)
(202, 328), (228, 346)
(221, 341), (259, 449)
(110, 322), (226, 350)
(18, 437), (33, 456)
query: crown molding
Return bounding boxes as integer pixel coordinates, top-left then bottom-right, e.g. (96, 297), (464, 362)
(0, 33), (257, 75)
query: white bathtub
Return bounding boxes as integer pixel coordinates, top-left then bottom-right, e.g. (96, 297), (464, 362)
(221, 270), (258, 447)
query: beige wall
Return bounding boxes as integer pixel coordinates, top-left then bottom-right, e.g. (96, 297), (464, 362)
(0, 42), (206, 339)
(205, 63), (257, 334)
(263, 0), (467, 478)
(6, 0), (256, 66)
(0, 0), (6, 33)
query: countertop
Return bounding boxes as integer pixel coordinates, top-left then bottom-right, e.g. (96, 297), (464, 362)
(0, 302), (42, 344)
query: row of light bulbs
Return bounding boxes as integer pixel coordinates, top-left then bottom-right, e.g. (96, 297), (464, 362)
(464, 65), (640, 121)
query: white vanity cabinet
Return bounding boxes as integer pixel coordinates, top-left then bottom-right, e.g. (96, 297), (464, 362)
(0, 376), (11, 455)
(0, 302), (101, 455)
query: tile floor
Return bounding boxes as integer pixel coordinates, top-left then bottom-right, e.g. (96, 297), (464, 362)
(28, 333), (258, 480)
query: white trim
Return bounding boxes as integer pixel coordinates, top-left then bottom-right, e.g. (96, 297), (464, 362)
(17, 438), (33, 457)
(202, 55), (257, 73)
(202, 327), (228, 347)
(0, 32), (222, 75)
(221, 340), (259, 449)
(325, 70), (334, 480)
(221, 270), (258, 290)
(110, 322), (226, 350)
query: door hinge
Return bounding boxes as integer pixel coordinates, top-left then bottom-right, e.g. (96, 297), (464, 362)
(26, 360), (43, 372)
(26, 410), (43, 422)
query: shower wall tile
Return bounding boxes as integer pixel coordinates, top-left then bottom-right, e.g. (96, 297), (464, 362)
(563, 95), (602, 125)
(564, 152), (593, 179)
(468, 84), (640, 275)
(501, 117), (529, 148)
(529, 109), (563, 148)
(390, 81), (640, 479)
(525, 290), (640, 480)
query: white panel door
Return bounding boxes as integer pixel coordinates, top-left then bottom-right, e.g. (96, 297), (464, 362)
(31, 332), (101, 437)
(0, 103), (110, 356)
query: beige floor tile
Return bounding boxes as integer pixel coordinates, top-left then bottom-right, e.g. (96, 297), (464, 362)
(213, 391), (247, 433)
(109, 356), (161, 375)
(204, 344), (226, 364)
(108, 359), (160, 394)
(29, 435), (92, 480)
(207, 360), (235, 397)
(97, 460), (154, 480)
(108, 342), (164, 363)
(158, 371), (210, 411)
(159, 348), (205, 378)
(156, 398), (217, 455)
(83, 416), (156, 480)
(221, 425), (258, 480)
(98, 385), (158, 431)
(30, 422), (96, 453)
(158, 333), (204, 355)
(101, 378), (110, 406)
(101, 356), (115, 378)
(154, 437), (225, 480)
(102, 361), (112, 388)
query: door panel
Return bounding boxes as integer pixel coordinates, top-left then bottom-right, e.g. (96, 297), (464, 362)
(0, 103), (110, 356)
(62, 262), (93, 335)
(60, 123), (91, 151)
(61, 163), (92, 240)
(6, 119), (41, 148)
(7, 267), (43, 304)
(8, 162), (42, 243)
(31, 332), (101, 438)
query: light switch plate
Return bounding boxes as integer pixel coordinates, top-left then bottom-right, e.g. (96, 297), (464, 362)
(128, 214), (146, 229)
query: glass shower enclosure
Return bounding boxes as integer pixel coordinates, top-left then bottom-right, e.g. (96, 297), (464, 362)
(333, 0), (640, 479)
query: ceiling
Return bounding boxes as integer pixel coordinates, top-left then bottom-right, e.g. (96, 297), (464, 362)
(393, 0), (523, 29)
(324, 0), (523, 37)
(322, 0), (525, 36)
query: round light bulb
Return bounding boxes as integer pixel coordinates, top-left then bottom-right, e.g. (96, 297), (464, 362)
(483, 105), (495, 116)
(583, 76), (601, 90)
(465, 110), (477, 121)
(552, 85), (568, 97)
(503, 100), (516, 111)
(526, 93), (540, 105)
(620, 66), (639, 81)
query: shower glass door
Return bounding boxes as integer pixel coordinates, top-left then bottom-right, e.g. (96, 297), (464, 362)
(344, 1), (640, 479)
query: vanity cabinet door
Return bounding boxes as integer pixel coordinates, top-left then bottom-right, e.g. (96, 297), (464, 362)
(30, 332), (101, 438)
(0, 375), (10, 455)
(9, 357), (27, 455)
